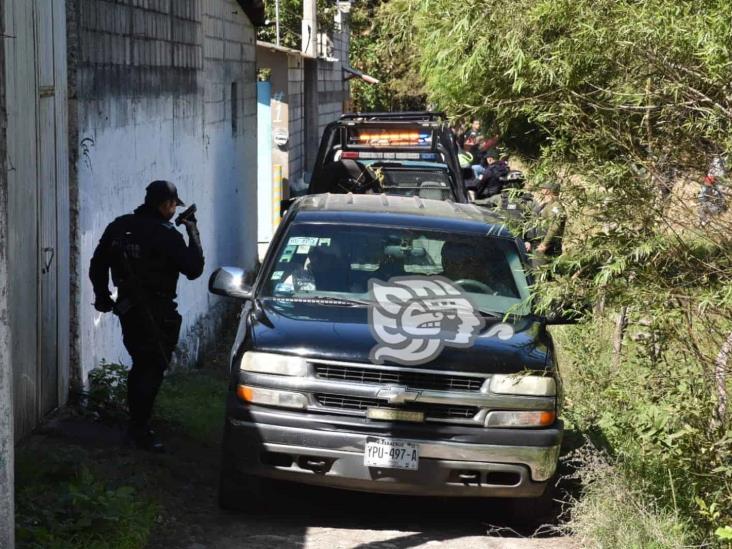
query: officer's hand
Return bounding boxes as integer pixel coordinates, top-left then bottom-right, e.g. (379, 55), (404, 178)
(182, 213), (198, 228)
(524, 241), (532, 252)
(94, 295), (115, 313)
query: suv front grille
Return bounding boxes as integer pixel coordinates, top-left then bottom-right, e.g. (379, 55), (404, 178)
(313, 364), (484, 392)
(314, 393), (480, 420)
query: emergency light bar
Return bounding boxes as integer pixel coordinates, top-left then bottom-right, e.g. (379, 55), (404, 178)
(341, 151), (439, 161)
(347, 128), (433, 149)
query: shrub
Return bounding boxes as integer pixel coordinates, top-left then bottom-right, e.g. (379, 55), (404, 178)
(15, 449), (156, 549)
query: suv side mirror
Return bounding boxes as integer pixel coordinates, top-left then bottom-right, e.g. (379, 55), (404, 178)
(280, 198), (296, 217)
(209, 267), (253, 300)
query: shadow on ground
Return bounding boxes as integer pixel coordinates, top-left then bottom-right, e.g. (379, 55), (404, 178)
(20, 407), (581, 549)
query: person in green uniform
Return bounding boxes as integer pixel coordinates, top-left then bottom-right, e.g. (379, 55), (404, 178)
(525, 181), (566, 268)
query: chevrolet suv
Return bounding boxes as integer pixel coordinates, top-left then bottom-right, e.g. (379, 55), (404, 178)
(211, 193), (565, 509)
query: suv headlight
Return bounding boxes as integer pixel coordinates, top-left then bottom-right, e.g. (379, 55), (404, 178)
(489, 374), (556, 396)
(237, 385), (308, 409)
(484, 410), (556, 427)
(240, 352), (308, 377)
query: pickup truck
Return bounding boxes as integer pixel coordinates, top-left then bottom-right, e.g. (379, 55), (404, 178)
(211, 193), (566, 510)
(305, 112), (468, 203)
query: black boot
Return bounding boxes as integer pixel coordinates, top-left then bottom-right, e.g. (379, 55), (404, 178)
(126, 424), (165, 453)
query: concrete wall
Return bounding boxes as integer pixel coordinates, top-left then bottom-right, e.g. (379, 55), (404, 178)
(0, 0), (15, 542)
(70, 0), (258, 380)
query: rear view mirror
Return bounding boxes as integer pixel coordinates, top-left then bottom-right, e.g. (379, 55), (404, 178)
(209, 267), (253, 300)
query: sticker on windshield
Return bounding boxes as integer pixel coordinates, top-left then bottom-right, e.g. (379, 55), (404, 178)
(296, 245), (310, 254)
(319, 238), (331, 246)
(281, 245), (296, 263)
(368, 276), (509, 366)
(271, 270), (284, 280)
(288, 237), (319, 246)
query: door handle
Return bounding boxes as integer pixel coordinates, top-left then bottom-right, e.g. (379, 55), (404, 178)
(42, 247), (55, 274)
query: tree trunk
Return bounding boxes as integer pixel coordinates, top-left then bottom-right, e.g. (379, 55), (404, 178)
(712, 330), (732, 429)
(612, 307), (629, 369)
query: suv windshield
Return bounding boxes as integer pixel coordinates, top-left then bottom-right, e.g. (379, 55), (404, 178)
(261, 223), (531, 315)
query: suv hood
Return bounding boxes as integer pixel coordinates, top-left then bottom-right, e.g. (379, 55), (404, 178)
(248, 299), (551, 374)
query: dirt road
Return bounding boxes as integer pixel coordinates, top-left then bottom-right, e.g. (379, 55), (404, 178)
(35, 406), (576, 549)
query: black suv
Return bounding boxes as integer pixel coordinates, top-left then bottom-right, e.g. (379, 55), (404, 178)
(211, 193), (569, 509)
(307, 112), (468, 202)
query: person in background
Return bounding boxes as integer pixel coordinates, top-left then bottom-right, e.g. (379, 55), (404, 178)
(461, 119), (484, 161)
(525, 181), (566, 268)
(475, 149), (510, 198)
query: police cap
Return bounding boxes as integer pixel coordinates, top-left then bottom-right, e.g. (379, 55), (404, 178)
(145, 180), (185, 206)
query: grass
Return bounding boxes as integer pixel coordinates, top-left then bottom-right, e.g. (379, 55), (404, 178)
(553, 319), (731, 547)
(155, 369), (228, 447)
(15, 446), (157, 549)
(567, 458), (692, 549)
(15, 367), (229, 548)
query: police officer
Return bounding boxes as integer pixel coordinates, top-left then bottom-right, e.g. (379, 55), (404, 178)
(525, 181), (566, 267)
(89, 181), (204, 451)
(475, 149), (510, 198)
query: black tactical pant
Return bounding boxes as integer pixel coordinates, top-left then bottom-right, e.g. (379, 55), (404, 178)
(119, 299), (182, 431)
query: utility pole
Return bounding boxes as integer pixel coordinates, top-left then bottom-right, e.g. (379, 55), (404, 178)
(0, 0), (15, 545)
(302, 0), (317, 57)
(275, 0), (280, 46)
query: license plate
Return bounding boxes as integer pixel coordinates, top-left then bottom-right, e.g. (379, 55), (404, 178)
(364, 437), (419, 470)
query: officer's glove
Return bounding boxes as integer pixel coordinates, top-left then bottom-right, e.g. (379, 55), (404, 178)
(94, 294), (115, 313)
(182, 213), (198, 231)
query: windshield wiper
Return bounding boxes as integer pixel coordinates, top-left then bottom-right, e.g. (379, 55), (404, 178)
(268, 295), (371, 307)
(478, 309), (505, 318)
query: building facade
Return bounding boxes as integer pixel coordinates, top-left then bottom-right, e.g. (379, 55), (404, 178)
(4, 0), (264, 443)
(69, 0), (260, 385)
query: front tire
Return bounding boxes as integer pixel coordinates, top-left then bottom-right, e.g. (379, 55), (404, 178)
(218, 450), (273, 512)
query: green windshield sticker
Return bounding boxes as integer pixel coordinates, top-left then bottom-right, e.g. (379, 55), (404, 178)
(281, 245), (296, 263)
(288, 237), (319, 246)
(319, 238), (331, 246)
(271, 270), (284, 280)
(296, 245), (311, 254)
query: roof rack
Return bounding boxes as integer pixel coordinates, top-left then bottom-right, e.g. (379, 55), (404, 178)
(339, 111), (447, 122)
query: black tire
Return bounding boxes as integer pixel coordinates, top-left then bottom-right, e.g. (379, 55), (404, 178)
(218, 451), (273, 512)
(508, 481), (559, 531)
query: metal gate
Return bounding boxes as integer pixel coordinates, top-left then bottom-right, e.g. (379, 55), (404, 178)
(5, 0), (70, 438)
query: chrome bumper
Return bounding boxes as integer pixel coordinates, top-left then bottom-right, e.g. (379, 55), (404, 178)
(224, 409), (562, 498)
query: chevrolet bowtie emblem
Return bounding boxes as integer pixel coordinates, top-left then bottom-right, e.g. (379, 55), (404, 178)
(377, 386), (421, 404)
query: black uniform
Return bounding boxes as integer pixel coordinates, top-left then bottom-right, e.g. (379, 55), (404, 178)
(476, 160), (509, 198)
(89, 203), (204, 433)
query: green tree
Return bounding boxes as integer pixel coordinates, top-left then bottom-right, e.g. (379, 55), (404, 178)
(371, 0), (732, 542)
(257, 0), (336, 50)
